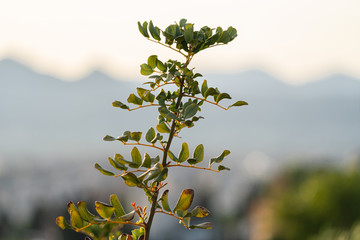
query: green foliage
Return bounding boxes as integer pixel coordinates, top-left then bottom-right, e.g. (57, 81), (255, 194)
(262, 166), (360, 240)
(57, 19), (247, 240)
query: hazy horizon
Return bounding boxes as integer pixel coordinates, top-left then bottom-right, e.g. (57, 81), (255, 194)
(1, 0), (360, 84)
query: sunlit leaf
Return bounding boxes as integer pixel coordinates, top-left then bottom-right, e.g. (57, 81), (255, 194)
(110, 194), (126, 218)
(109, 157), (128, 171)
(201, 80), (208, 97)
(149, 20), (161, 41)
(95, 201), (115, 219)
(140, 64), (153, 76)
(103, 135), (116, 141)
(168, 150), (179, 162)
(228, 100), (248, 109)
(138, 21), (149, 38)
(218, 165), (230, 171)
(215, 93), (231, 104)
(173, 189), (194, 212)
(77, 201), (95, 221)
(56, 216), (71, 230)
(121, 173), (141, 187)
(193, 144), (204, 164)
(178, 142), (189, 162)
(160, 190), (172, 212)
(156, 123), (170, 133)
(191, 206), (210, 218)
(95, 163), (115, 176)
(204, 87), (218, 99)
(70, 210), (83, 229)
(127, 93), (143, 105)
(119, 210), (135, 221)
(183, 102), (198, 119)
(131, 147), (142, 167)
(147, 55), (157, 69)
(184, 24), (194, 43)
(112, 101), (129, 110)
(209, 150), (231, 167)
(145, 127), (156, 143)
(189, 222), (213, 229)
(156, 60), (167, 72)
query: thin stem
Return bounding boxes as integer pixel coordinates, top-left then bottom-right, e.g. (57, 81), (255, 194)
(144, 191), (159, 240)
(155, 210), (190, 229)
(167, 164), (220, 173)
(147, 38), (187, 57)
(76, 220), (144, 232)
(122, 142), (164, 152)
(128, 104), (163, 111)
(182, 94), (228, 110)
(151, 82), (176, 91)
(113, 169), (147, 177)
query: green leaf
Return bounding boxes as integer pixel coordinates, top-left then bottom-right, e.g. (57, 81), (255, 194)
(184, 24), (194, 43)
(131, 147), (142, 167)
(130, 132), (142, 142)
(190, 222), (213, 229)
(95, 163), (115, 176)
(168, 150), (179, 162)
(147, 55), (157, 69)
(154, 167), (168, 183)
(116, 134), (129, 142)
(160, 190), (172, 212)
(121, 173), (141, 187)
(138, 21), (149, 38)
(228, 100), (248, 109)
(141, 153), (152, 168)
(103, 135), (115, 141)
(110, 194), (126, 218)
(77, 201), (95, 221)
(215, 93), (231, 104)
(201, 80), (208, 96)
(156, 122), (170, 133)
(204, 87), (218, 99)
(140, 63), (153, 76)
(158, 106), (181, 121)
(209, 150), (231, 167)
(193, 144), (204, 164)
(112, 101), (129, 110)
(119, 210), (135, 221)
(137, 88), (155, 103)
(227, 26), (237, 41)
(156, 60), (167, 72)
(179, 19), (187, 28)
(173, 189), (194, 212)
(178, 142), (189, 162)
(145, 127), (155, 143)
(191, 206), (210, 218)
(183, 102), (199, 119)
(217, 30), (231, 44)
(143, 163), (163, 182)
(67, 201), (77, 215)
(127, 93), (143, 105)
(218, 165), (230, 171)
(70, 210), (83, 229)
(109, 157), (128, 171)
(149, 20), (161, 41)
(115, 153), (133, 166)
(56, 216), (71, 230)
(95, 201), (115, 219)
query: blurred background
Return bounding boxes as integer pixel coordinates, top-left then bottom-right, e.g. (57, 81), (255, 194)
(1, 0), (359, 239)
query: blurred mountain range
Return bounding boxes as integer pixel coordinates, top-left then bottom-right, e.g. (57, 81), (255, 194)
(1, 58), (359, 166)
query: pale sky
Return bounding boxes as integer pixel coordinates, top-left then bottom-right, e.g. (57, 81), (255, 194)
(1, 0), (359, 84)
